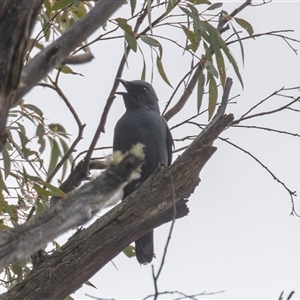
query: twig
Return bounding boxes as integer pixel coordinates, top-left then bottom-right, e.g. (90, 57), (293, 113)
(219, 137), (299, 217)
(232, 124), (300, 138)
(162, 64), (200, 116)
(72, 146), (111, 170)
(287, 291), (295, 300)
(152, 176), (176, 300)
(279, 291), (295, 300)
(227, 0), (252, 20)
(143, 289), (225, 300)
(26, 83), (86, 220)
(85, 295), (116, 300)
(37, 82), (86, 183)
(164, 61), (204, 122)
(238, 87), (287, 120)
(233, 97), (300, 125)
(226, 30), (300, 55)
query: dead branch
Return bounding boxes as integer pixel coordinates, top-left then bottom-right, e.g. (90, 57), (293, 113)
(0, 151), (144, 270)
(0, 78), (234, 300)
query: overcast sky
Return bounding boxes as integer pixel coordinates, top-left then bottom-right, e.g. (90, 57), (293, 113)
(2, 1), (300, 299)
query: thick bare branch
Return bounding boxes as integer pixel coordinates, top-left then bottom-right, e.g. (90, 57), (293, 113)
(0, 152), (143, 270)
(61, 52), (95, 65)
(0, 80), (234, 299)
(14, 0), (126, 104)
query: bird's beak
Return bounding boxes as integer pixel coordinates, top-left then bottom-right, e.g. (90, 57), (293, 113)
(115, 78), (132, 95)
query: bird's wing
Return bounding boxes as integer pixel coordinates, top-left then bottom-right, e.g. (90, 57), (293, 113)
(113, 114), (145, 152)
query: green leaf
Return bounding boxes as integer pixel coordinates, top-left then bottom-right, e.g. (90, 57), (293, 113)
(36, 124), (46, 153)
(2, 146), (11, 179)
(48, 138), (61, 175)
(84, 280), (97, 289)
(217, 35), (244, 88)
(208, 76), (218, 120)
(35, 201), (46, 214)
(207, 2), (223, 10)
(197, 72), (205, 113)
(16, 122), (26, 135)
(206, 23), (226, 87)
(0, 169), (9, 194)
(17, 131), (36, 158)
(141, 35), (163, 59)
(17, 258), (27, 268)
(39, 137), (46, 154)
(179, 6), (193, 18)
(115, 18), (137, 52)
(232, 23), (245, 67)
(123, 245), (136, 258)
(187, 4), (202, 52)
(156, 56), (172, 88)
(130, 0), (136, 16)
(166, 0), (177, 14)
(36, 123), (45, 136)
(0, 200), (18, 224)
(33, 183), (64, 198)
(11, 262), (22, 279)
(141, 54), (146, 81)
(181, 25), (199, 52)
(42, 182), (65, 197)
(51, 0), (73, 10)
(204, 61), (218, 78)
(187, 0), (211, 5)
(64, 296), (75, 300)
(140, 35), (161, 48)
(0, 224), (9, 230)
(24, 104), (44, 117)
(125, 31), (137, 52)
(235, 17), (254, 36)
(49, 123), (69, 138)
(33, 184), (51, 197)
(58, 137), (71, 181)
(59, 65), (83, 76)
(146, 0), (152, 33)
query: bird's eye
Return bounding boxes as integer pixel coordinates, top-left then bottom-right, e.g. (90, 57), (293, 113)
(143, 87), (148, 92)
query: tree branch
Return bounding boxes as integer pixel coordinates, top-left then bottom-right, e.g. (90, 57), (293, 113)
(14, 0), (126, 104)
(0, 79), (234, 299)
(0, 151), (144, 270)
(0, 0), (44, 151)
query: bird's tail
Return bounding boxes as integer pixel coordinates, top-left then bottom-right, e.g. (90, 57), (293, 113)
(135, 231), (154, 264)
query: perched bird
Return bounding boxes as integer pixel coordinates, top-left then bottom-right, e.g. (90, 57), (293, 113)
(113, 78), (173, 264)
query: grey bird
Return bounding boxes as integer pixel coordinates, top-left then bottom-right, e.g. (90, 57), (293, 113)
(113, 78), (173, 264)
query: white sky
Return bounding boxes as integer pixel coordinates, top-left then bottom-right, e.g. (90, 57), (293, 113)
(2, 1), (300, 300)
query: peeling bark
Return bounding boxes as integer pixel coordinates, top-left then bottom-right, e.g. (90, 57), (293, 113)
(0, 112), (234, 300)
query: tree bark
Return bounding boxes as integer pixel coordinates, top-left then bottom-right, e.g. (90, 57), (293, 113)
(0, 110), (234, 300)
(14, 0), (126, 104)
(0, 0), (126, 152)
(0, 151), (143, 270)
(0, 0), (44, 151)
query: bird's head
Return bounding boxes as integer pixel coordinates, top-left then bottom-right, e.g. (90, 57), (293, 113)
(115, 78), (160, 113)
